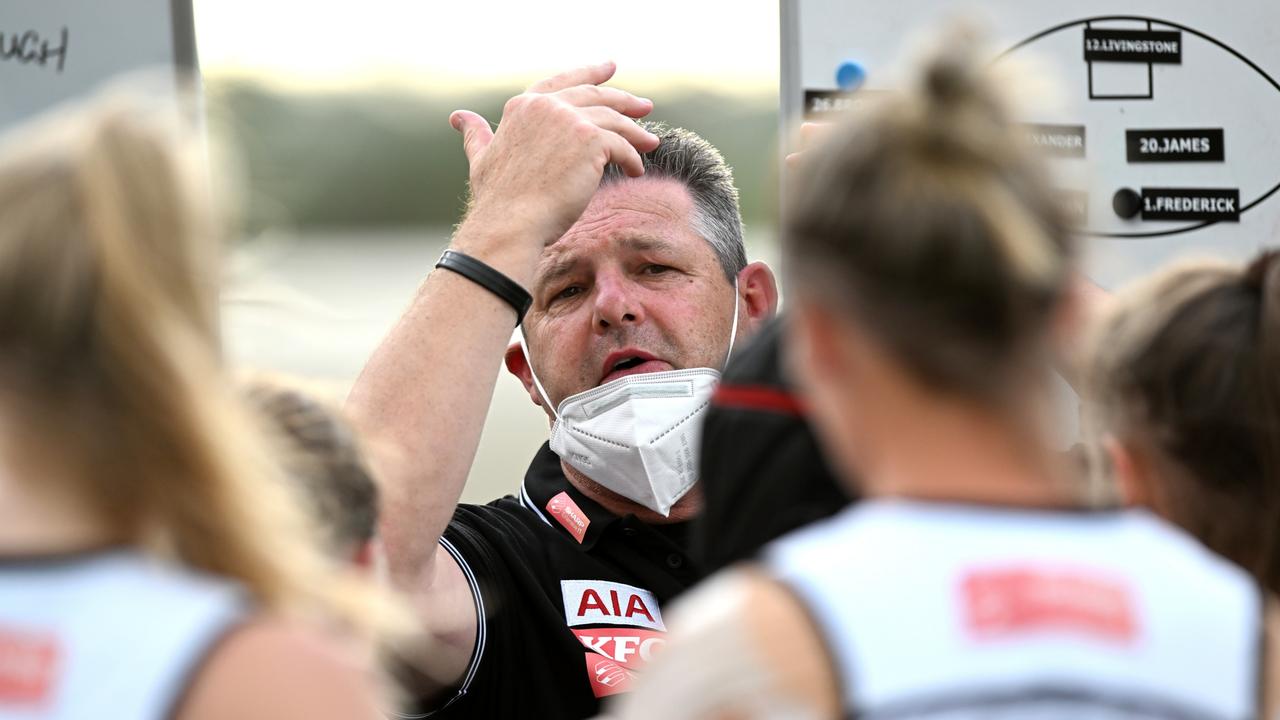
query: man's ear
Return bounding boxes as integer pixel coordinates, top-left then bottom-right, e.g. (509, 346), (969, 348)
(1105, 434), (1157, 510)
(736, 261), (780, 335)
(504, 341), (544, 408)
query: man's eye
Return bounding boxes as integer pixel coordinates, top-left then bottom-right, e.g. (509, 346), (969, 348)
(553, 286), (583, 302)
(643, 265), (672, 275)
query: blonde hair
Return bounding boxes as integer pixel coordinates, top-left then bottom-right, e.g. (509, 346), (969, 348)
(784, 23), (1075, 403)
(0, 89), (379, 628)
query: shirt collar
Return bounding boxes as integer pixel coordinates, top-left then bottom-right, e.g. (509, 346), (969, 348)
(519, 442), (620, 550)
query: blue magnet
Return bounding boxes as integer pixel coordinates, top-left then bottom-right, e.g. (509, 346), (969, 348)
(836, 60), (866, 91)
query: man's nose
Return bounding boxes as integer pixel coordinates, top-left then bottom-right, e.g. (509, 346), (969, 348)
(592, 275), (644, 332)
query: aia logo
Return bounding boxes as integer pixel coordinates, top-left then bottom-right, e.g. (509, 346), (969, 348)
(561, 580), (666, 631)
(0, 626), (59, 706)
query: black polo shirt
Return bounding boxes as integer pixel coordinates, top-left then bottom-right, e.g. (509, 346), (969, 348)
(414, 442), (704, 719)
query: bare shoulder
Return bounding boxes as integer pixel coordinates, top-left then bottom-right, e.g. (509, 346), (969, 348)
(735, 568), (842, 718)
(604, 567), (840, 720)
(174, 616), (383, 720)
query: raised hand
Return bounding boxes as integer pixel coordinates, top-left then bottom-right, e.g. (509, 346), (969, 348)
(451, 62), (660, 255)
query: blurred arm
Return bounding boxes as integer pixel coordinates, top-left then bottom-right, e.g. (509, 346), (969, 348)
(602, 569), (840, 720)
(175, 619), (383, 720)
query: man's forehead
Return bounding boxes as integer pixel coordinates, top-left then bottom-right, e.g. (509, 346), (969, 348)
(538, 177), (701, 269)
(571, 177), (694, 237)
(588, 175), (693, 216)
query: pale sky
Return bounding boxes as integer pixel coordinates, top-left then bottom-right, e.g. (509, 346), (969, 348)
(192, 0), (780, 94)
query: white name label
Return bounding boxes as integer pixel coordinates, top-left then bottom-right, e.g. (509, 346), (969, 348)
(561, 579), (666, 631)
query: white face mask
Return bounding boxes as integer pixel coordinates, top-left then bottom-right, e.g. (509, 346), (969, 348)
(520, 279), (740, 516)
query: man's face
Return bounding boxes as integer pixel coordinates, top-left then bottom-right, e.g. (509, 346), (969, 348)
(518, 176), (739, 416)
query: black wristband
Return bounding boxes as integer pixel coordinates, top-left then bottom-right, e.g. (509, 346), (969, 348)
(435, 249), (533, 326)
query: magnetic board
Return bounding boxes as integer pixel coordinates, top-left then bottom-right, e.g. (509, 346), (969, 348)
(1, 1), (196, 134)
(782, 0), (1280, 288)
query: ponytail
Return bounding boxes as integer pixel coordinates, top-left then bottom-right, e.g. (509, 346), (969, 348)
(0, 91), (390, 635)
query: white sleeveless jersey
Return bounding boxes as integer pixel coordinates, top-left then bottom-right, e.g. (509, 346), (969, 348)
(766, 501), (1262, 720)
(0, 549), (247, 720)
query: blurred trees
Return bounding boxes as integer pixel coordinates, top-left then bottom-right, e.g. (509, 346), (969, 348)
(206, 80), (779, 236)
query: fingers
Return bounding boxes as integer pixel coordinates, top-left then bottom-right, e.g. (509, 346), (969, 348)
(786, 122), (835, 170)
(580, 107), (660, 154)
(450, 110), (495, 162)
(528, 61), (617, 94)
(600, 131), (646, 178)
(798, 122), (821, 148)
(556, 85), (653, 118)
(798, 122), (833, 150)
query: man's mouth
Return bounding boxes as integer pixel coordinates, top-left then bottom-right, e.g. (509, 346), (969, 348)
(601, 349), (673, 384)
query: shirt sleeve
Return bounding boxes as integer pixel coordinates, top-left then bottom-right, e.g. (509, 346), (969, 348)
(397, 500), (599, 719)
(390, 503), (525, 718)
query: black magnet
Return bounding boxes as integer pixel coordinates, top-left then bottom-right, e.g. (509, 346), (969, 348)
(1113, 187), (1142, 219)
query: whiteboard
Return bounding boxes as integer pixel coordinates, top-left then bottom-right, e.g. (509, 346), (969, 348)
(781, 0), (1280, 289)
(0, 0), (196, 133)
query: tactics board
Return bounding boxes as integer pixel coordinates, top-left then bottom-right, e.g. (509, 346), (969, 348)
(0, 1), (196, 137)
(781, 0), (1280, 288)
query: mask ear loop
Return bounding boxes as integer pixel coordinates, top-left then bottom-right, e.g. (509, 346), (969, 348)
(518, 327), (561, 420)
(723, 277), (740, 371)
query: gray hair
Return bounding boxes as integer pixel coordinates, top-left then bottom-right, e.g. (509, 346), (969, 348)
(601, 122), (746, 282)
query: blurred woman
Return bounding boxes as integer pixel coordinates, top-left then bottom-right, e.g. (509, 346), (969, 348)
(243, 378), (381, 568)
(0, 91), (383, 719)
(606, 27), (1266, 720)
(1086, 251), (1280, 591)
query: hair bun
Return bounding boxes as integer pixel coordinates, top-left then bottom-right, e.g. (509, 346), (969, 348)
(916, 22), (997, 117)
(921, 27), (982, 109)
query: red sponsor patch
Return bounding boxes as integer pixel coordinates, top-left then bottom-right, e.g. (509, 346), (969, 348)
(573, 628), (667, 671)
(0, 627), (59, 706)
(962, 567), (1137, 643)
(583, 652), (634, 698)
(547, 491), (591, 543)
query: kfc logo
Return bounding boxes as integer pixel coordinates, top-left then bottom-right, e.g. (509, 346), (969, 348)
(561, 580), (666, 631)
(0, 627), (59, 706)
(573, 629), (667, 670)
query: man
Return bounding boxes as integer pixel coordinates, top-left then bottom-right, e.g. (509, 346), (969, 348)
(347, 62), (777, 717)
